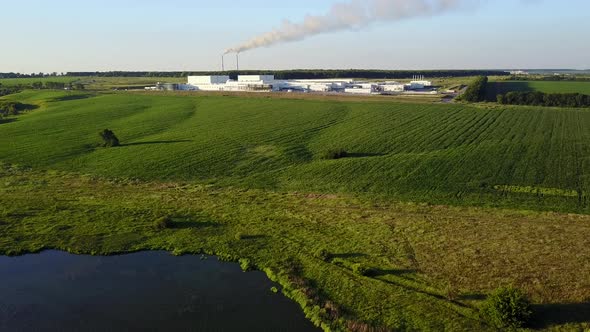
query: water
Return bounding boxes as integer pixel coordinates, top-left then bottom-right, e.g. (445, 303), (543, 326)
(0, 251), (319, 332)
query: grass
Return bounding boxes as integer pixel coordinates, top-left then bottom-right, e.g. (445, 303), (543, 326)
(1, 164), (589, 330)
(0, 76), (183, 90)
(486, 80), (590, 100)
(0, 76), (81, 87)
(0, 90), (588, 214)
(1, 89), (590, 330)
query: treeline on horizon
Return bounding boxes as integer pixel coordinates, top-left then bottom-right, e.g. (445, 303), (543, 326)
(0, 70), (509, 80)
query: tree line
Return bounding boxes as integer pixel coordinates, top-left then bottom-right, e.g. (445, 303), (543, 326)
(497, 91), (590, 108)
(0, 84), (21, 97)
(460, 76), (488, 102)
(53, 70), (509, 80)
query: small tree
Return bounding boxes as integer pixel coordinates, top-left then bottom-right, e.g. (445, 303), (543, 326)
(99, 129), (120, 147)
(481, 286), (532, 329)
(322, 148), (348, 160)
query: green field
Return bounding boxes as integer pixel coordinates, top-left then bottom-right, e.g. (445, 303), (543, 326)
(0, 76), (183, 90)
(1, 89), (590, 330)
(486, 80), (590, 100)
(1, 90), (588, 213)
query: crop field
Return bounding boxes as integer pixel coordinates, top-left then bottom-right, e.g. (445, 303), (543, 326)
(1, 90), (589, 213)
(486, 80), (590, 100)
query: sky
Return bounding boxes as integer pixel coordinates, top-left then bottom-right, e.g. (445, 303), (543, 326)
(1, 0), (589, 73)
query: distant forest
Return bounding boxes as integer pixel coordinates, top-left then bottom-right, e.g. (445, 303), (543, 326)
(0, 70), (509, 80)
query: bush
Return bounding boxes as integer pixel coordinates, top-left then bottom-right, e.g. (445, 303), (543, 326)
(153, 216), (172, 230)
(234, 232), (244, 240)
(314, 248), (331, 261)
(481, 286), (532, 329)
(239, 258), (253, 271)
(99, 129), (120, 147)
(351, 263), (374, 276)
(322, 148), (348, 160)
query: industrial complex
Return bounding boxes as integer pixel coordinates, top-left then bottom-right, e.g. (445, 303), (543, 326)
(150, 75), (435, 95)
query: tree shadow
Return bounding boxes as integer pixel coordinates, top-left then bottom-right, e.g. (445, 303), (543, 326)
(239, 234), (268, 240)
(167, 216), (220, 229)
(51, 94), (93, 102)
(170, 220), (220, 229)
(330, 253), (368, 259)
(0, 118), (17, 125)
(347, 153), (386, 158)
(371, 268), (416, 277)
(457, 293), (486, 301)
(485, 81), (533, 101)
(529, 302), (590, 328)
(122, 140), (192, 147)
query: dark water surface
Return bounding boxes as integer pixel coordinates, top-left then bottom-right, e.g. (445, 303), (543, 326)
(0, 251), (319, 332)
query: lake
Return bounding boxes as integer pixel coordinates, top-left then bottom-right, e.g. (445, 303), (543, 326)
(0, 250), (319, 331)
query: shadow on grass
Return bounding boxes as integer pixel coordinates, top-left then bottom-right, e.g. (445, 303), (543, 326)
(0, 118), (17, 125)
(485, 81), (533, 101)
(239, 234), (268, 240)
(51, 94), (94, 102)
(347, 153), (386, 158)
(330, 253), (368, 259)
(166, 216), (220, 230)
(122, 140), (192, 147)
(371, 268), (416, 277)
(457, 293), (486, 301)
(170, 220), (219, 229)
(529, 302), (590, 328)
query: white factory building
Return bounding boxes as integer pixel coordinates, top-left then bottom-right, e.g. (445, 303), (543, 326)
(180, 75), (434, 95)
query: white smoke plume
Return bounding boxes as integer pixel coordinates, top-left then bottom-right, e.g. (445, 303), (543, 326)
(225, 0), (464, 54)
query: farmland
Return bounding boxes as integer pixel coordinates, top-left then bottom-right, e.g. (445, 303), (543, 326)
(1, 89), (590, 330)
(0, 90), (588, 213)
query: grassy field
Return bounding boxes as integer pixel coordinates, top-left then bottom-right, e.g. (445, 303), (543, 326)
(0, 76), (183, 90)
(486, 80), (590, 100)
(1, 89), (590, 330)
(0, 76), (81, 87)
(1, 164), (589, 331)
(0, 90), (588, 214)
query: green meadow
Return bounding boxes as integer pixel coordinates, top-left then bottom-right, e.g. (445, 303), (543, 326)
(1, 90), (588, 213)
(1, 89), (590, 330)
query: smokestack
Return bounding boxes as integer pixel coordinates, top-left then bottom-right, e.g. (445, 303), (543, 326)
(224, 0), (465, 54)
(236, 53), (240, 72)
(221, 54), (225, 72)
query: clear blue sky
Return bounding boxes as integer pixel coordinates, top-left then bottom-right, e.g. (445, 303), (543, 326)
(2, 0), (589, 72)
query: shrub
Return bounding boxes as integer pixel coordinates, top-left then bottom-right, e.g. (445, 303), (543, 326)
(314, 248), (331, 262)
(234, 232), (244, 240)
(481, 286), (532, 329)
(351, 263), (374, 276)
(322, 148), (348, 160)
(153, 216), (172, 230)
(270, 286), (279, 293)
(99, 129), (120, 147)
(239, 258), (253, 271)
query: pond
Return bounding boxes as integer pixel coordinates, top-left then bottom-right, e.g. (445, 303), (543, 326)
(0, 251), (319, 331)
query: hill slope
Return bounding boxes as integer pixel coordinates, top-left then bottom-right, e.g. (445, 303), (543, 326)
(1, 90), (589, 213)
